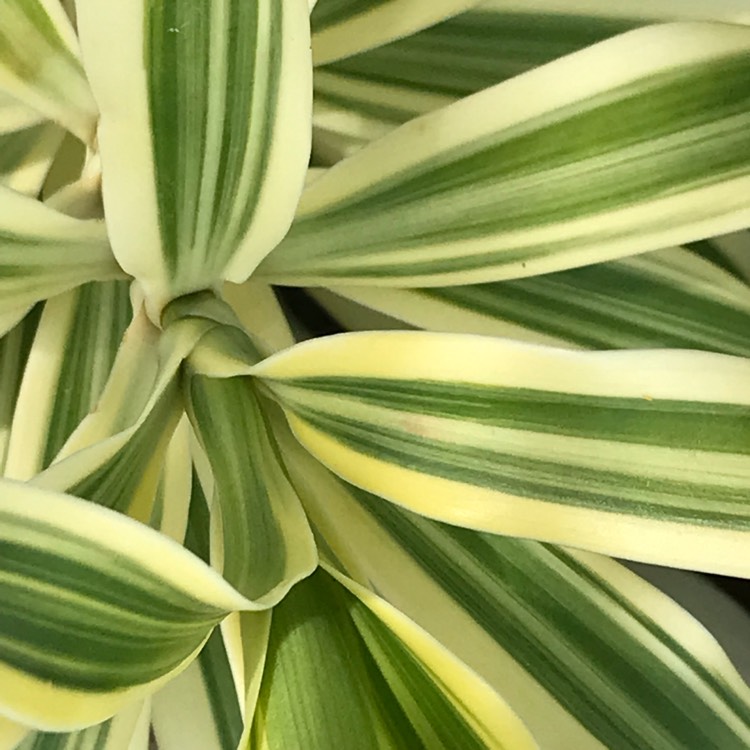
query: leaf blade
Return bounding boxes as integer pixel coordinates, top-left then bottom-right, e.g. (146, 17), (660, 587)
(76, 0), (312, 312)
(263, 22), (750, 286)
(0, 479), (249, 731)
(254, 331), (750, 575)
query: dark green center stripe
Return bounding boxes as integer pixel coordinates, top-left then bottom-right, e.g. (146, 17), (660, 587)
(0, 512), (226, 690)
(279, 378), (750, 452)
(355, 492), (750, 749)
(417, 256), (750, 355)
(293, 407), (750, 525)
(41, 281), (131, 468)
(146, 0), (283, 287)
(188, 375), (286, 599)
(198, 629), (243, 750)
(272, 52), (750, 281)
(349, 599), (487, 750)
(321, 12), (638, 99)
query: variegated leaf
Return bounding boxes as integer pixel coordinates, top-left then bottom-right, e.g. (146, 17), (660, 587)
(311, 0), (482, 65)
(76, 0), (312, 316)
(0, 480), (249, 731)
(254, 330), (750, 576)
(0, 0), (96, 142)
(261, 23), (750, 287)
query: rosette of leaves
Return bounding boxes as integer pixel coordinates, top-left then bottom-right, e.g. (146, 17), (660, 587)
(1, 0), (750, 748)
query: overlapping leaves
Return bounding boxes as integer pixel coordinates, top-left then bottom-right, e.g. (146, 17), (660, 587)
(1, 0), (750, 748)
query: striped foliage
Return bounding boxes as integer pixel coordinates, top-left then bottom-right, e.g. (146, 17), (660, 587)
(0, 480), (249, 731)
(1, 3), (750, 747)
(277, 432), (750, 749)
(0, 184), (120, 335)
(262, 22), (750, 287)
(28, 309), (198, 525)
(186, 373), (317, 606)
(17, 701), (151, 750)
(4, 281), (131, 480)
(152, 631), (243, 750)
(247, 567), (536, 749)
(152, 484), (243, 750)
(75, 0), (313, 313)
(323, 244), (750, 354)
(311, 0), (481, 65)
(0, 0), (97, 143)
(254, 330), (750, 575)
(312, 0), (750, 157)
(0, 307), (40, 473)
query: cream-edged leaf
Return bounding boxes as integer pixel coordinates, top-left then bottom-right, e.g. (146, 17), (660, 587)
(313, 0), (750, 155)
(186, 372), (317, 606)
(254, 331), (750, 576)
(262, 22), (750, 287)
(322, 244), (750, 354)
(311, 0), (481, 65)
(4, 281), (131, 481)
(76, 0), (312, 316)
(0, 184), (121, 330)
(223, 280), (295, 357)
(0, 479), (250, 731)
(249, 567), (536, 749)
(0, 308), (40, 474)
(280, 433), (750, 750)
(0, 0), (96, 143)
(28, 308), (197, 525)
(328, 566), (539, 750)
(152, 630), (243, 750)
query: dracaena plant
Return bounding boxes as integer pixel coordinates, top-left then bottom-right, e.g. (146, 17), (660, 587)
(1, 0), (750, 747)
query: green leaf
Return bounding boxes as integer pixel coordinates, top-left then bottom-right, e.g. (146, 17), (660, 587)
(186, 372), (318, 606)
(280, 433), (750, 750)
(0, 122), (64, 196)
(148, 417), (193, 543)
(17, 700), (151, 750)
(0, 183), (121, 335)
(311, 0), (482, 65)
(0, 479), (250, 731)
(322, 244), (750, 354)
(254, 330), (750, 576)
(0, 0), (97, 143)
(312, 0), (750, 154)
(3, 281), (131, 481)
(152, 629), (243, 750)
(0, 307), (40, 474)
(479, 0), (750, 24)
(28, 308), (193, 525)
(76, 0), (313, 315)
(248, 568), (536, 749)
(261, 22), (750, 287)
